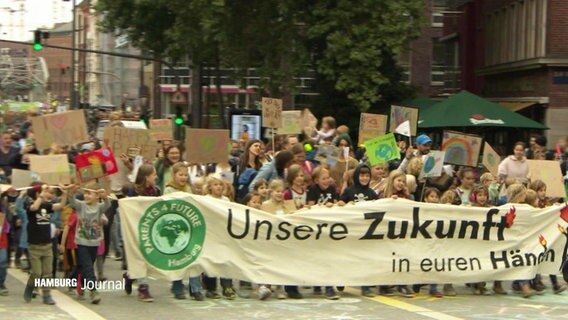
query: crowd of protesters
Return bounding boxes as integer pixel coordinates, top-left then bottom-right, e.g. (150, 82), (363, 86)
(0, 110), (567, 306)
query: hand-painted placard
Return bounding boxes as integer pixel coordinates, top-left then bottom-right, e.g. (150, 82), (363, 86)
(358, 113), (388, 146)
(482, 142), (501, 176)
(527, 160), (566, 198)
(31, 110), (89, 150)
(75, 147), (118, 182)
(103, 126), (158, 161)
(389, 105), (419, 136)
(419, 151), (446, 179)
(278, 111), (302, 135)
(149, 119), (173, 141)
(29, 154), (71, 185)
(441, 131), (483, 167)
(364, 133), (400, 166)
(185, 129), (230, 164)
(262, 97), (283, 128)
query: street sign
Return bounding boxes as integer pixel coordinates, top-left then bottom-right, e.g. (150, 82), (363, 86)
(171, 91), (187, 105)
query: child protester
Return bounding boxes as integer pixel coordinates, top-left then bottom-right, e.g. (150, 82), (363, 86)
(306, 167), (343, 207)
(203, 174), (237, 300)
(283, 164), (307, 209)
(340, 164), (380, 297)
(123, 164), (161, 302)
(24, 183), (68, 305)
(422, 187), (444, 298)
(260, 179), (302, 299)
(66, 185), (110, 304)
(528, 180), (567, 294)
(164, 163), (205, 301)
(469, 185), (494, 296)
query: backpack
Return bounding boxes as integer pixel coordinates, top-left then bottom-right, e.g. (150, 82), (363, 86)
(236, 168), (258, 202)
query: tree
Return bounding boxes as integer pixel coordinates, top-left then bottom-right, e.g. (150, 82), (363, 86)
(307, 0), (424, 112)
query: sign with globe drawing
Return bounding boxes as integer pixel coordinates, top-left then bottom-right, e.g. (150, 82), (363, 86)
(139, 200), (206, 270)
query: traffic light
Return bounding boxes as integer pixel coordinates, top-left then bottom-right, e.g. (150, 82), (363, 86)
(33, 30), (43, 51)
(139, 109), (150, 126)
(174, 106), (184, 125)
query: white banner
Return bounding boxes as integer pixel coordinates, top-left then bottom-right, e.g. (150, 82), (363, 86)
(119, 193), (568, 286)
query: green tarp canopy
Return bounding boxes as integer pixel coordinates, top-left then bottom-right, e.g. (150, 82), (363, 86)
(418, 91), (548, 129)
(402, 96), (439, 109)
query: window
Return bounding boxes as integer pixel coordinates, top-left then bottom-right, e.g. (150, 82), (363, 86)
(431, 39), (446, 86)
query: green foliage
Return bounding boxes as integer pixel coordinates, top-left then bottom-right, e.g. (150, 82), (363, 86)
(95, 0), (425, 112)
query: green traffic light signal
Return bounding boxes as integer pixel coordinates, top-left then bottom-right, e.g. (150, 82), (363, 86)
(174, 117), (184, 125)
(33, 43), (43, 51)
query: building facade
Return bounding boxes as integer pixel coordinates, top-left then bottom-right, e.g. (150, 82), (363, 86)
(443, 0), (568, 146)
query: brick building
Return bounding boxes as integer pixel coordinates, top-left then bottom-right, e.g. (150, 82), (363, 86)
(442, 0), (568, 147)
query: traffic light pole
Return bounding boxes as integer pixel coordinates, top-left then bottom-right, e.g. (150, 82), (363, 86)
(0, 38), (181, 108)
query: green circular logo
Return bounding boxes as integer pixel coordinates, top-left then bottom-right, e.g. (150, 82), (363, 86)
(139, 200), (206, 270)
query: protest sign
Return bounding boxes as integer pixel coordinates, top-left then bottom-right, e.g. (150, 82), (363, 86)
(527, 160), (566, 198)
(315, 145), (340, 167)
(103, 126), (158, 161)
(301, 108), (318, 137)
(419, 151), (446, 179)
(185, 129), (230, 164)
(278, 111), (302, 135)
(120, 194), (568, 285)
(29, 154), (71, 185)
(442, 131), (483, 167)
(364, 133), (400, 166)
(32, 110), (89, 150)
(358, 113), (388, 146)
(75, 147), (118, 182)
(389, 105), (419, 136)
(482, 142), (501, 176)
(150, 119), (174, 141)
(262, 97), (283, 128)
(11, 169), (37, 189)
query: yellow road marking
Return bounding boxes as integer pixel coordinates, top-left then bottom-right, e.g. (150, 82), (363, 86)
(343, 287), (466, 320)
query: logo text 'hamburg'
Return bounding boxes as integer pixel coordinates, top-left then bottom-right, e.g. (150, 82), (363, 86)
(139, 200), (206, 271)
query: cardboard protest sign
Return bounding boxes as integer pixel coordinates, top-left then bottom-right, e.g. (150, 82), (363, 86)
(185, 129), (230, 164)
(149, 119), (173, 141)
(364, 133), (400, 166)
(103, 127), (158, 161)
(262, 97), (283, 128)
(315, 145), (340, 167)
(32, 110), (89, 150)
(358, 113), (388, 146)
(79, 176), (111, 193)
(278, 111), (302, 135)
(11, 169), (37, 189)
(301, 108), (318, 137)
(441, 131), (483, 167)
(389, 105), (419, 136)
(527, 160), (566, 198)
(482, 142), (501, 176)
(419, 151), (446, 179)
(29, 154), (71, 185)
(75, 147), (118, 182)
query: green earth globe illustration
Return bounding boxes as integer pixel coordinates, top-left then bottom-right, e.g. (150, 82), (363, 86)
(151, 214), (191, 255)
(375, 144), (393, 161)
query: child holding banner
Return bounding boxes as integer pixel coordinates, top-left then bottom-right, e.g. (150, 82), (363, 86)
(469, 185), (494, 296)
(203, 174), (237, 300)
(283, 164), (307, 209)
(528, 180), (567, 294)
(123, 164), (160, 302)
(164, 163), (205, 301)
(507, 184), (536, 298)
(369, 163), (389, 196)
(340, 164), (382, 297)
(66, 185), (110, 304)
(454, 168), (476, 206)
(422, 187), (444, 298)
